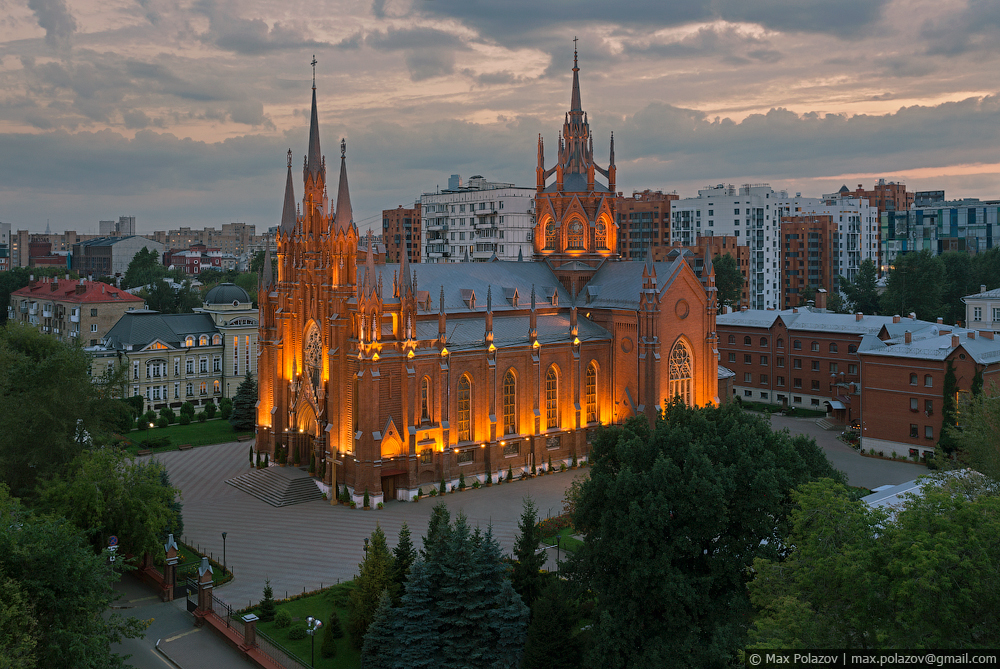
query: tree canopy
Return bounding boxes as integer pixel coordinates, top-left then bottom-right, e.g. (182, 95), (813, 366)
(839, 258), (881, 315)
(229, 373), (258, 431)
(122, 247), (167, 290)
(568, 401), (845, 667)
(880, 250), (945, 321)
(712, 253), (743, 308)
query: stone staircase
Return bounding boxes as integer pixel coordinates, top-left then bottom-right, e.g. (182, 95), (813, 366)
(225, 466), (324, 507)
(815, 418), (839, 431)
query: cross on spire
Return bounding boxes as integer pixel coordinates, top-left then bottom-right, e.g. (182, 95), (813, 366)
(311, 55), (317, 88)
(573, 36), (578, 66)
(341, 138), (346, 158)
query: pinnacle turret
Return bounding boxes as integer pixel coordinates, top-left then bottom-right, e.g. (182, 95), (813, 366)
(334, 139), (354, 232)
(280, 149), (297, 234)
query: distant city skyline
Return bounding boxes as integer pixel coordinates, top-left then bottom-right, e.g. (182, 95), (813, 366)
(3, 0), (1000, 234)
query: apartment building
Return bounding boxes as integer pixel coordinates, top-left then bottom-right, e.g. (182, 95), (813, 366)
(881, 196), (1000, 269)
(8, 277), (144, 345)
(779, 215), (839, 309)
(150, 222), (256, 257)
(420, 175), (535, 263)
(382, 204), (421, 264)
(615, 189), (677, 260)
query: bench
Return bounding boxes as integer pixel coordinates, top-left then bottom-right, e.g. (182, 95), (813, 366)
(137, 449), (152, 456)
(236, 434), (254, 442)
(178, 444), (193, 451)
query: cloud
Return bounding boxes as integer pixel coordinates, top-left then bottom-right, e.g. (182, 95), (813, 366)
(228, 99), (275, 128)
(27, 0), (77, 48)
(920, 0), (1000, 56)
(194, 0), (329, 55)
(363, 27), (469, 81)
(624, 24), (783, 66)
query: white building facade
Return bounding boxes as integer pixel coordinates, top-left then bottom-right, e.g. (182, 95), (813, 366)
(670, 184), (878, 309)
(420, 175), (535, 263)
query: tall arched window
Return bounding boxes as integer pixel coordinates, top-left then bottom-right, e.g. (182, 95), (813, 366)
(457, 375), (472, 442)
(545, 366), (559, 429)
(420, 377), (431, 423)
(544, 221), (558, 249)
(502, 370), (516, 435)
(595, 222), (607, 250)
(586, 362), (598, 424)
(567, 220), (584, 250)
(669, 340), (693, 406)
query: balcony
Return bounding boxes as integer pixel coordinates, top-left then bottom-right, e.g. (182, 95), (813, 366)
(70, 311), (80, 323)
(19, 303), (28, 313)
(42, 308), (53, 318)
(70, 330), (79, 338)
(28, 304), (37, 315)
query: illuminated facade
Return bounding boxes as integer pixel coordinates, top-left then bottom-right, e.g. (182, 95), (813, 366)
(256, 57), (718, 507)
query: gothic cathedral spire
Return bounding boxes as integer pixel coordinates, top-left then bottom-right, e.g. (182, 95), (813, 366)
(334, 139), (354, 233)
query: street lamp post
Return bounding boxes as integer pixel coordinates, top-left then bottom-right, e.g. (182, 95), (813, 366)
(305, 616), (323, 667)
(221, 532), (227, 574)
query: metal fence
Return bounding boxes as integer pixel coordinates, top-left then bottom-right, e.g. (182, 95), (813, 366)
(255, 629), (312, 669)
(210, 594), (244, 638)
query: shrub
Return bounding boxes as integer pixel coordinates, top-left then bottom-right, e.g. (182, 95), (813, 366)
(179, 414), (191, 426)
(263, 453), (269, 467)
(205, 403), (217, 419)
(429, 488), (437, 497)
(507, 466), (513, 482)
(320, 619), (338, 658)
(137, 419), (149, 431)
(287, 624), (307, 641)
(531, 462), (537, 476)
(377, 502), (383, 510)
(156, 417), (169, 428)
(439, 478), (446, 495)
(417, 487), (423, 498)
(143, 410), (157, 424)
(572, 452), (578, 467)
(220, 404), (233, 420)
(219, 397), (233, 412)
(548, 455), (553, 472)
(472, 480), (481, 489)
(560, 463), (567, 472)
(363, 489), (370, 508)
(459, 472), (466, 490)
(197, 411), (207, 423)
(138, 435), (170, 449)
(309, 453), (316, 474)
(180, 401), (195, 416)
(255, 453), (261, 468)
(259, 579), (276, 622)
(326, 610), (343, 639)
(159, 407), (176, 424)
(274, 609), (292, 629)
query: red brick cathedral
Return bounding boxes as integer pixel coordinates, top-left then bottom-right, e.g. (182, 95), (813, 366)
(256, 53), (719, 506)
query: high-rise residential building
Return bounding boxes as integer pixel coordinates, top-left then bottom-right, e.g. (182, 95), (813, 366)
(382, 204), (421, 264)
(779, 215), (839, 309)
(827, 180), (912, 270)
(10, 230), (104, 268)
(420, 176), (535, 263)
(615, 190), (677, 260)
(0, 222), (10, 272)
(670, 184), (878, 309)
(99, 216), (137, 237)
(881, 196), (999, 269)
(150, 222), (256, 257)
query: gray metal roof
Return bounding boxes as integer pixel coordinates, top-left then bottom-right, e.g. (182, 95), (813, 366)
(963, 287), (1000, 300)
(414, 313), (610, 351)
(542, 173), (610, 193)
(717, 308), (936, 336)
(859, 327), (1000, 364)
(585, 259), (685, 310)
(103, 312), (218, 350)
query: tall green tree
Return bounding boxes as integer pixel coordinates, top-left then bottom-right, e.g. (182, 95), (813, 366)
(749, 477), (1000, 649)
(390, 522), (416, 605)
(360, 592), (394, 669)
(522, 580), (584, 669)
(939, 359), (959, 455)
(36, 447), (181, 557)
(348, 525), (395, 648)
(122, 247), (167, 290)
(229, 373), (258, 431)
(952, 382), (1000, 482)
(569, 401), (845, 668)
(940, 251), (973, 324)
(0, 324), (122, 497)
(511, 497), (546, 608)
(970, 246), (1000, 294)
(0, 485), (149, 668)
(880, 250), (945, 321)
(712, 253), (743, 308)
(839, 258), (881, 315)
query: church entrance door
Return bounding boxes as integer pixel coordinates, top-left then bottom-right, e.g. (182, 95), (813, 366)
(381, 475), (396, 501)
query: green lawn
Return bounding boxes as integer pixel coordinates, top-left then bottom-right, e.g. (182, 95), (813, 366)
(255, 583), (361, 669)
(542, 526), (584, 553)
(125, 418), (253, 455)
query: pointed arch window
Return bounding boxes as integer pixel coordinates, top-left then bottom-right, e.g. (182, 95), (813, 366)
(567, 220), (584, 250)
(586, 362), (598, 424)
(595, 222), (607, 250)
(544, 221), (558, 250)
(420, 377), (431, 423)
(669, 340), (693, 407)
(545, 366), (559, 429)
(503, 370), (517, 435)
(457, 375), (472, 442)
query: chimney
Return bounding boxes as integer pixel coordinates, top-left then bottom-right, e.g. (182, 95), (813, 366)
(909, 312), (916, 320)
(982, 284), (987, 293)
(815, 288), (827, 309)
(968, 331), (976, 340)
(937, 317), (943, 324)
(892, 314), (900, 323)
(855, 312), (863, 321)
(75, 284), (85, 295)
(904, 331), (912, 344)
(951, 334), (960, 348)
(51, 280), (58, 291)
(980, 331), (994, 340)
(740, 306), (748, 312)
(792, 307), (798, 313)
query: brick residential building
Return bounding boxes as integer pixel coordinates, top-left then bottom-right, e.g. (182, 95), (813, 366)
(8, 277), (145, 345)
(382, 204), (421, 264)
(780, 214), (838, 309)
(616, 189), (677, 260)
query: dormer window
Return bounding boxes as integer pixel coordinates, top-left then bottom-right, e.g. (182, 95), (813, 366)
(199, 335), (209, 346)
(185, 336), (194, 347)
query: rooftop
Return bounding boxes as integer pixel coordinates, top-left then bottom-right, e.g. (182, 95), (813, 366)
(11, 278), (144, 304)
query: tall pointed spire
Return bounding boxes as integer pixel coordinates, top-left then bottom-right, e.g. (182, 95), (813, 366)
(280, 149), (297, 234)
(261, 243), (273, 289)
(570, 37), (582, 112)
(334, 138), (354, 232)
(306, 55), (323, 182)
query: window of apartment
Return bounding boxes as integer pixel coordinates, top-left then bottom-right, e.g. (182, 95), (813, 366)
(910, 424), (918, 438)
(848, 364), (858, 375)
(728, 335), (736, 344)
(925, 425), (934, 439)
(760, 355), (768, 365)
(811, 360), (820, 371)
(744, 336), (752, 346)
(811, 380), (820, 390)
(186, 359), (194, 374)
(924, 375), (933, 387)
(213, 356), (221, 373)
(829, 343), (838, 353)
(793, 359), (802, 369)
(760, 337), (768, 347)
(793, 378), (802, 388)
(760, 374), (768, 385)
(793, 340), (802, 350)
(174, 382), (179, 399)
(744, 354), (752, 364)
(90, 308), (98, 317)
(848, 344), (857, 353)
(200, 381), (207, 396)
(91, 323), (98, 332)
(744, 373), (752, 383)
(174, 359), (180, 376)
(776, 338), (784, 349)
(199, 335), (208, 346)
(994, 307), (1000, 322)
(503, 441), (520, 457)
(213, 380), (221, 394)
(910, 398), (919, 412)
(811, 399), (820, 406)
(200, 358), (208, 373)
(728, 352), (736, 363)
(811, 341), (819, 352)
(420, 448), (433, 464)
(776, 357), (784, 367)
(925, 400), (934, 415)
(829, 363), (838, 373)
(776, 376), (785, 386)
(186, 382), (193, 397)
(909, 373), (918, 385)
(744, 390), (752, 397)
(974, 307), (982, 321)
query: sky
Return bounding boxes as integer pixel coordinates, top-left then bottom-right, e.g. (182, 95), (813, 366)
(4, 0), (1000, 235)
